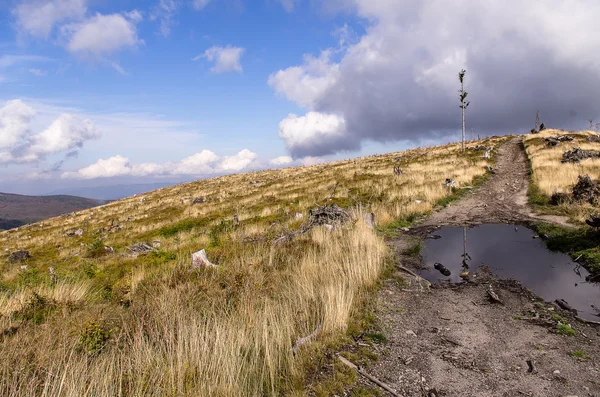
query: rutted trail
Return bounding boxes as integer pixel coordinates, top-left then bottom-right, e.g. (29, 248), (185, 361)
(421, 137), (570, 228)
(357, 137), (599, 397)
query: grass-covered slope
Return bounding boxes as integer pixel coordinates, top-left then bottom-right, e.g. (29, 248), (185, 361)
(524, 129), (600, 274)
(0, 138), (503, 396)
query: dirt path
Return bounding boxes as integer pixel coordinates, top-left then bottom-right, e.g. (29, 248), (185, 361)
(356, 138), (600, 396)
(420, 137), (569, 228)
(364, 270), (600, 396)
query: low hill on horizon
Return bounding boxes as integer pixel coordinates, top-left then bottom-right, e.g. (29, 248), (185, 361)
(0, 192), (104, 230)
(45, 182), (180, 201)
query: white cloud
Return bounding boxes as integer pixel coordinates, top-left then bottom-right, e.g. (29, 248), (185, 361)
(277, 0), (297, 12)
(174, 149), (220, 174)
(268, 50), (338, 109)
(0, 99), (99, 164)
(28, 68), (47, 76)
(220, 149), (258, 170)
(270, 0), (600, 157)
(300, 156), (327, 166)
(150, 0), (179, 37)
(62, 12), (143, 58)
(62, 155), (131, 179)
(63, 149), (259, 179)
(0, 100), (36, 150)
(194, 45), (245, 73)
(192, 0), (211, 10)
(278, 112), (349, 157)
(270, 155), (293, 165)
(150, 0), (210, 37)
(27, 114), (99, 156)
(13, 0), (87, 38)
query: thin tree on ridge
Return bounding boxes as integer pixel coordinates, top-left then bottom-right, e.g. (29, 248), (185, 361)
(458, 69), (470, 152)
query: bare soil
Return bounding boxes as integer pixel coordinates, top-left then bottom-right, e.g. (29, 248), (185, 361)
(358, 137), (600, 397)
(419, 137), (570, 229)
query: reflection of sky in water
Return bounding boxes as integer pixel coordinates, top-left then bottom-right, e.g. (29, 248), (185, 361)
(421, 224), (600, 321)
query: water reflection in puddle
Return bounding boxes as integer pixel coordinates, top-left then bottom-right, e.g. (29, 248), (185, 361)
(421, 224), (600, 321)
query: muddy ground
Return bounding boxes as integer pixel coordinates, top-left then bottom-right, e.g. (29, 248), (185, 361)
(354, 137), (600, 396)
(419, 136), (569, 229)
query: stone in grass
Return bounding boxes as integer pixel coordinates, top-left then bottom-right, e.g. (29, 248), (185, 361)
(9, 250), (31, 263)
(192, 249), (217, 268)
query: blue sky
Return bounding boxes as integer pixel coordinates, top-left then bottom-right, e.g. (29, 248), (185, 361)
(1, 0), (600, 195)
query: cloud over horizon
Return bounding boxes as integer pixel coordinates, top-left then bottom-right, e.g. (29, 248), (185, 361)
(62, 148), (259, 179)
(0, 99), (99, 164)
(270, 0), (600, 158)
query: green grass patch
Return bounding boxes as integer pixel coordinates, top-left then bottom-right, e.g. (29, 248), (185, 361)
(376, 212), (421, 238)
(569, 350), (592, 359)
(528, 182), (550, 207)
(556, 323), (576, 336)
(402, 239), (422, 258)
(14, 293), (57, 325)
(86, 238), (109, 258)
(534, 223), (600, 274)
(435, 173), (491, 209)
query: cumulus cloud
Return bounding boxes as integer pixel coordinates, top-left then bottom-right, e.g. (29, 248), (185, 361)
(270, 0), (600, 157)
(174, 149), (220, 174)
(27, 114), (99, 157)
(63, 155), (131, 179)
(269, 50), (339, 109)
(220, 149), (258, 170)
(194, 45), (245, 73)
(0, 99), (99, 164)
(62, 11), (143, 58)
(278, 112), (350, 157)
(13, 0), (87, 38)
(62, 149), (259, 179)
(270, 155), (293, 165)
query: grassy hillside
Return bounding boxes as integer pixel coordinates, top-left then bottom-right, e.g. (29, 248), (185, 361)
(0, 137), (504, 396)
(524, 129), (600, 274)
(0, 192), (103, 230)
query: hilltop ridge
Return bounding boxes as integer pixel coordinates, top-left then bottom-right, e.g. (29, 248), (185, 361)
(0, 192), (103, 230)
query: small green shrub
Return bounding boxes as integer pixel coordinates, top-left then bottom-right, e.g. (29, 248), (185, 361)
(556, 323), (576, 336)
(78, 320), (111, 355)
(403, 240), (422, 257)
(15, 293), (56, 325)
(86, 239), (107, 258)
(17, 267), (43, 288)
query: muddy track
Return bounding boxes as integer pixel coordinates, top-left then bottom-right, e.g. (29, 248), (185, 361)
(358, 137), (600, 397)
(419, 136), (569, 229)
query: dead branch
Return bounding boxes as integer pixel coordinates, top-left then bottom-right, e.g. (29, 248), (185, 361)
(292, 324), (323, 355)
(273, 203), (350, 245)
(337, 355), (402, 397)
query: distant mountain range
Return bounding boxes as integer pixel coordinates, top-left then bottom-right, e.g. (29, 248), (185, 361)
(44, 182), (178, 201)
(0, 192), (103, 230)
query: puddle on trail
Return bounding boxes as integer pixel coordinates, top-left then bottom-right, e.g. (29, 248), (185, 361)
(420, 224), (600, 322)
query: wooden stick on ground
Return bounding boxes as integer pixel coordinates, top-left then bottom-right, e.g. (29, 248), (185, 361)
(337, 354), (403, 397)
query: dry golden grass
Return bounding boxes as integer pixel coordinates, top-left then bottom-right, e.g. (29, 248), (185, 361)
(524, 129), (600, 194)
(0, 137), (504, 396)
(524, 129), (600, 222)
